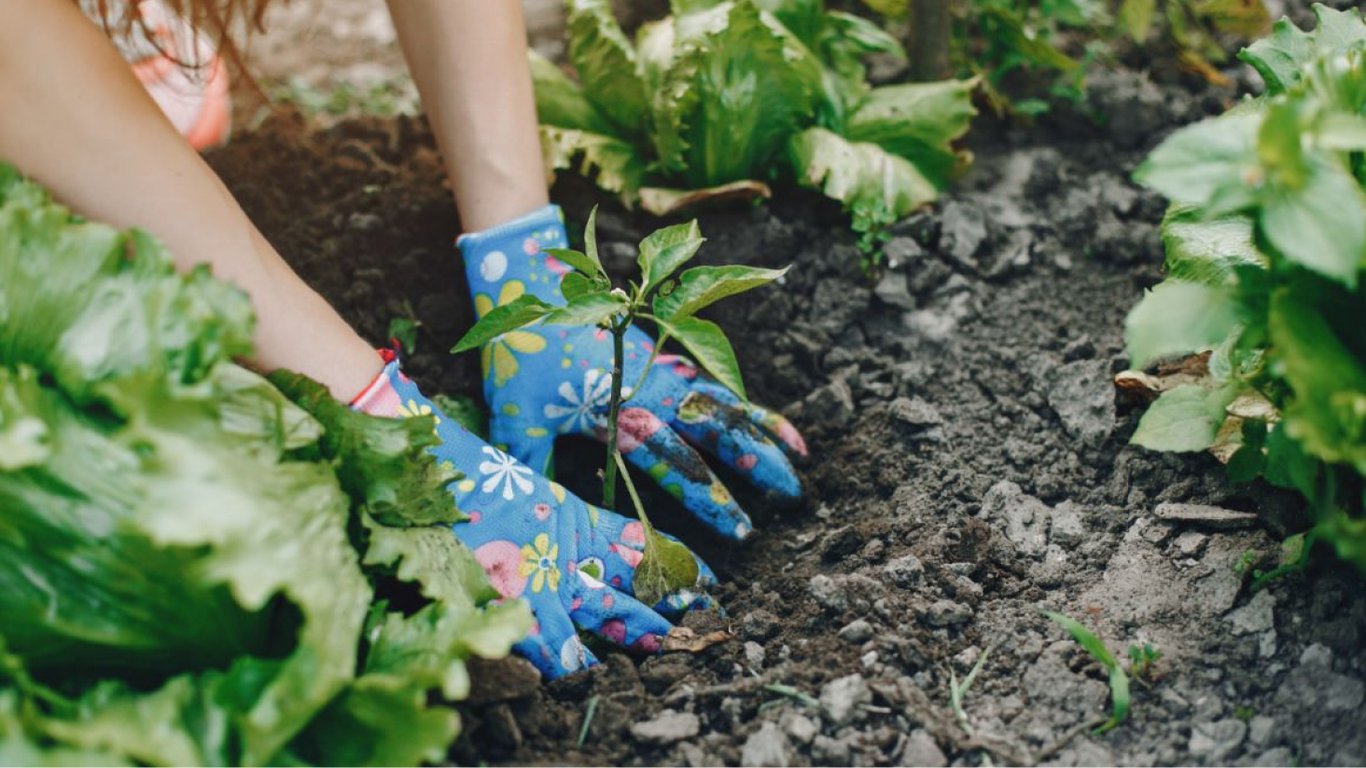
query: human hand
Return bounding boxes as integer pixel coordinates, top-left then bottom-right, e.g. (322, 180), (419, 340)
(366, 357), (716, 678)
(459, 206), (807, 541)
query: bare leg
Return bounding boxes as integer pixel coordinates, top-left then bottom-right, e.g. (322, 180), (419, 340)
(0, 0), (382, 401)
(385, 0), (549, 232)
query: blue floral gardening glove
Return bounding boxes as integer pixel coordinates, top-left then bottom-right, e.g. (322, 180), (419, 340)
(353, 356), (716, 678)
(458, 205), (807, 542)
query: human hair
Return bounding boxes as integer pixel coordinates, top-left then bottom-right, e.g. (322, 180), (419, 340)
(80, 0), (279, 73)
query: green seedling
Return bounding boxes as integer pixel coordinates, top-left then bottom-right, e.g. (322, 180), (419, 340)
(453, 207), (787, 603)
(1042, 611), (1130, 734)
(1127, 643), (1163, 685)
(387, 299), (423, 354)
(948, 644), (994, 735)
(1124, 6), (1366, 577)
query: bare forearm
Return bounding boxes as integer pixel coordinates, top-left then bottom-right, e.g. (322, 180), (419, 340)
(0, 0), (379, 399)
(386, 0), (548, 231)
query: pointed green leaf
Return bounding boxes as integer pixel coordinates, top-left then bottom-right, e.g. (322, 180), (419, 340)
(561, 271), (600, 302)
(638, 219), (705, 291)
(544, 248), (603, 280)
(1133, 110), (1262, 207)
(1260, 155), (1366, 288)
(1042, 611), (1117, 668)
(656, 315), (745, 397)
(653, 265), (788, 320)
(1118, 0), (1156, 42)
(584, 205), (603, 273)
(451, 294), (554, 353)
(542, 292), (629, 327)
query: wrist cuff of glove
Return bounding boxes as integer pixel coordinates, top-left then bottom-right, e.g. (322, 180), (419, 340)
(350, 352), (406, 419)
(457, 204), (569, 297)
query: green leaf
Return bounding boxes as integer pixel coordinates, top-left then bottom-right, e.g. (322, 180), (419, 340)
(544, 248), (604, 280)
(1263, 420), (1322, 499)
(451, 294), (555, 353)
(1133, 110), (1262, 207)
(1160, 206), (1266, 286)
(386, 315), (419, 354)
(1131, 384), (1237, 453)
(1125, 281), (1241, 368)
(1041, 611), (1117, 667)
(1260, 155), (1366, 288)
(1239, 6), (1366, 94)
(789, 127), (939, 234)
(1098, 664), (1132, 734)
(289, 675), (459, 767)
(653, 265), (788, 321)
(432, 393), (488, 439)
(843, 78), (979, 186)
(540, 126), (647, 206)
(542, 292), (629, 328)
(1317, 111), (1366, 151)
(1268, 280), (1366, 474)
(638, 219), (705, 291)
(561, 271), (601, 302)
(565, 0), (649, 136)
(660, 1), (822, 186)
(633, 532), (703, 608)
(1118, 0), (1157, 42)
(584, 204), (604, 273)
(528, 51), (614, 134)
(656, 315), (746, 397)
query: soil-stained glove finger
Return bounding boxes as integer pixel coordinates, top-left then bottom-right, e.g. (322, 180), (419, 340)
(512, 596), (599, 678)
(569, 579), (675, 654)
(690, 379), (808, 459)
(616, 406), (753, 540)
(671, 389), (802, 501)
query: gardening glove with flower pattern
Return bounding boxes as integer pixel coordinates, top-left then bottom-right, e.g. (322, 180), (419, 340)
(458, 205), (807, 541)
(353, 355), (716, 679)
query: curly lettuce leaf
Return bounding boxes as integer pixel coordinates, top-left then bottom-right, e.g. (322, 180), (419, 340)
(843, 78), (979, 186)
(541, 125), (647, 205)
(528, 51), (614, 135)
(789, 127), (938, 237)
(1159, 205), (1266, 286)
(657, 1), (822, 187)
(565, 0), (649, 137)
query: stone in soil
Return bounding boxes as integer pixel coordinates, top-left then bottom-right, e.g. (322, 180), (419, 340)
(980, 480), (1051, 558)
(819, 674), (872, 726)
(1046, 358), (1117, 445)
(1153, 502), (1259, 529)
(740, 721), (791, 767)
(1189, 718), (1248, 763)
(630, 711), (701, 746)
(897, 729), (947, 767)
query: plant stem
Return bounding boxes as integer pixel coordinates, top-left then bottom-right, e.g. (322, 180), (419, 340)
(621, 331), (668, 406)
(614, 449), (651, 533)
(602, 318), (627, 509)
(910, 0), (953, 82)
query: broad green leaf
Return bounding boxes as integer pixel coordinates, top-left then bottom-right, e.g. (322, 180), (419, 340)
(1317, 112), (1366, 151)
(1131, 384), (1237, 452)
(1263, 420), (1321, 499)
(1160, 206), (1266, 286)
(1260, 155), (1366, 288)
(565, 0), (649, 136)
(540, 126), (646, 205)
(431, 393), (488, 439)
(1240, 5), (1366, 94)
(638, 219), (706, 291)
(789, 127), (939, 235)
(290, 675), (459, 767)
(451, 294), (554, 353)
(542, 292), (629, 327)
(528, 51), (613, 134)
(1268, 280), (1366, 474)
(653, 265), (789, 320)
(844, 78), (979, 186)
(1118, 0), (1156, 41)
(656, 315), (745, 397)
(1125, 281), (1241, 368)
(633, 532), (703, 607)
(1133, 111), (1262, 207)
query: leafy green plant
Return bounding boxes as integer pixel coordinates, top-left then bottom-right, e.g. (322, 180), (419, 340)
(1124, 4), (1366, 575)
(531, 0), (977, 257)
(1127, 643), (1163, 683)
(1042, 611), (1131, 734)
(452, 207), (784, 603)
(0, 166), (531, 765)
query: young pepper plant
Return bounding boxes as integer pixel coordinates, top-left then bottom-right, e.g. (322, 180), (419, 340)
(452, 207), (787, 602)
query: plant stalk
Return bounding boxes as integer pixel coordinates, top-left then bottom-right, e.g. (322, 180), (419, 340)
(602, 318), (627, 508)
(910, 0), (953, 82)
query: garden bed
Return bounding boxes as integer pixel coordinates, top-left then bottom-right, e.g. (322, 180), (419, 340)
(205, 22), (1366, 766)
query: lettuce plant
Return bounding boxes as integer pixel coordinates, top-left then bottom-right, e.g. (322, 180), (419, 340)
(0, 166), (532, 765)
(1124, 5), (1366, 576)
(532, 0), (978, 255)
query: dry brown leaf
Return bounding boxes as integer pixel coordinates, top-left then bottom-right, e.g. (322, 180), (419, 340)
(662, 626), (733, 654)
(639, 180), (773, 217)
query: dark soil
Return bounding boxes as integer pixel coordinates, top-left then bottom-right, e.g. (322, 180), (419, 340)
(206, 44), (1366, 768)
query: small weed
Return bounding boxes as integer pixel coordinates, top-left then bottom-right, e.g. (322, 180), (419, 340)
(948, 644), (994, 735)
(1043, 611), (1130, 734)
(387, 299), (422, 354)
(1127, 643), (1163, 685)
